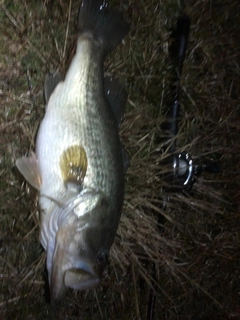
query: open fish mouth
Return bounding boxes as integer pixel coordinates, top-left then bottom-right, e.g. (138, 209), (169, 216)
(51, 259), (100, 305)
(43, 188), (108, 305)
(64, 268), (100, 290)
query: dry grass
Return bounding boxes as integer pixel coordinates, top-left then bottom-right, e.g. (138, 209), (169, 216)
(1, 0), (240, 319)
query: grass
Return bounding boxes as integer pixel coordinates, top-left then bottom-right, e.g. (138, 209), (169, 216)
(1, 0), (240, 319)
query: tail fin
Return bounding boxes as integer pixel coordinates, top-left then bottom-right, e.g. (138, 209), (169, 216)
(78, 0), (129, 55)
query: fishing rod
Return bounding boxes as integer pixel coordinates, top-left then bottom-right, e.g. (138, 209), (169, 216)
(148, 13), (219, 320)
(147, 15), (191, 320)
(165, 15), (219, 192)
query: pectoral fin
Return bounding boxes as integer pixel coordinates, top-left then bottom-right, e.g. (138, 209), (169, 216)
(59, 145), (87, 187)
(104, 76), (128, 127)
(16, 152), (41, 190)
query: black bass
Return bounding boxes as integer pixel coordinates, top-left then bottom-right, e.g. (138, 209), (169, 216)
(16, 0), (129, 304)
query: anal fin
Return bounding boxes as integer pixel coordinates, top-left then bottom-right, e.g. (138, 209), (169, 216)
(121, 144), (130, 174)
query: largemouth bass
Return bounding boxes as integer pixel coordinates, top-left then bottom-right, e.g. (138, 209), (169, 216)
(16, 0), (129, 304)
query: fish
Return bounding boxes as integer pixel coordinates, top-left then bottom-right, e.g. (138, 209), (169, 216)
(16, 0), (129, 304)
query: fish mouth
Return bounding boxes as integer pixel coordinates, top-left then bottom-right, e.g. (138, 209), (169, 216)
(64, 268), (100, 290)
(51, 265), (100, 305)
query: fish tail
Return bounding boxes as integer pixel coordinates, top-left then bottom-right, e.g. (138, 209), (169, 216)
(78, 0), (129, 55)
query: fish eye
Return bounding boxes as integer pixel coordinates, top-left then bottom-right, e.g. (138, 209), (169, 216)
(96, 250), (108, 266)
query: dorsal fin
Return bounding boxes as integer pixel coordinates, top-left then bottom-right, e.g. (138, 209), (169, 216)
(44, 71), (63, 104)
(104, 76), (128, 127)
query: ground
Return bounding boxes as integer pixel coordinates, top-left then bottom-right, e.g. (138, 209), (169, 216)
(0, 0), (240, 319)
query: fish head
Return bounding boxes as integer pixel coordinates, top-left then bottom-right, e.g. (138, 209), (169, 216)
(46, 191), (116, 304)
